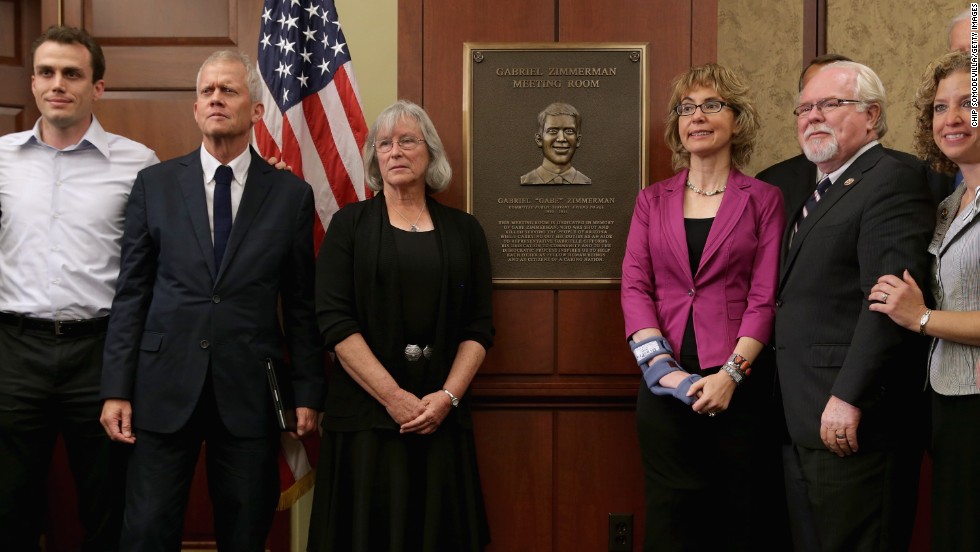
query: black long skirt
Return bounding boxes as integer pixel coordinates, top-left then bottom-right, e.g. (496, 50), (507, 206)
(307, 423), (490, 552)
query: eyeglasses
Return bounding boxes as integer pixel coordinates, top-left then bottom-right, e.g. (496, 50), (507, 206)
(373, 136), (425, 153)
(794, 98), (865, 117)
(674, 100), (732, 116)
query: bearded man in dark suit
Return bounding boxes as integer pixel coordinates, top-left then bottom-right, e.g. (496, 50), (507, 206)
(759, 61), (934, 552)
(759, 54), (954, 206)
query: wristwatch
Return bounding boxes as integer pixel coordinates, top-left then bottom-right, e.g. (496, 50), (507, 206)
(442, 388), (460, 407)
(919, 308), (932, 336)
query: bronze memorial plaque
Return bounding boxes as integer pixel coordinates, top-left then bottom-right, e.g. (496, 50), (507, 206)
(464, 43), (648, 287)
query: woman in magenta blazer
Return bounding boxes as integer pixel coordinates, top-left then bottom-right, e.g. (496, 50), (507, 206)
(621, 63), (785, 551)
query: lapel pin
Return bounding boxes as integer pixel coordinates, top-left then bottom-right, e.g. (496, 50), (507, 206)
(843, 178), (855, 187)
(940, 207), (948, 220)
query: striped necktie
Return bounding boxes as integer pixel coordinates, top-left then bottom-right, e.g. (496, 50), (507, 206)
(793, 175), (832, 235)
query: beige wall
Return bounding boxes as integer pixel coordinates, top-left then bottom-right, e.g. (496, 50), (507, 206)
(336, 0), (398, 126)
(827, 0), (961, 157)
(720, 0), (964, 176)
(718, 0), (803, 176)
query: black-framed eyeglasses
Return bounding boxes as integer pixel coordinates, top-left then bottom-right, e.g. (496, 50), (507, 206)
(674, 100), (732, 116)
(794, 98), (865, 117)
(373, 136), (425, 153)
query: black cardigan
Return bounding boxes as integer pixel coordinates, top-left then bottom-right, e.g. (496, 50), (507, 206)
(315, 194), (494, 431)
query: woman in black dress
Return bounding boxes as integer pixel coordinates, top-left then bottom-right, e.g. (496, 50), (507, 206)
(307, 100), (493, 551)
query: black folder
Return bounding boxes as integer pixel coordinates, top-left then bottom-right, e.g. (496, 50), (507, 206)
(265, 358), (297, 431)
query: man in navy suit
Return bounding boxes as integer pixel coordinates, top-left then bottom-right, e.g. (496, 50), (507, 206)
(99, 50), (323, 551)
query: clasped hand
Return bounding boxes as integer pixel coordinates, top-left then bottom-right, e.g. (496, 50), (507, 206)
(688, 372), (736, 415)
(385, 388), (452, 435)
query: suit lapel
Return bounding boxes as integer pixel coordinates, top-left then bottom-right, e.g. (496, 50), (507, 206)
(178, 153), (218, 279)
(786, 157), (818, 217)
(780, 145), (884, 284)
(790, 171), (862, 245)
(780, 158), (819, 258)
(698, 168), (749, 274)
(217, 148), (273, 281)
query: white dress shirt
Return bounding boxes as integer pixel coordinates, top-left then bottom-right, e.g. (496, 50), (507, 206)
(200, 145), (250, 242)
(0, 116), (158, 319)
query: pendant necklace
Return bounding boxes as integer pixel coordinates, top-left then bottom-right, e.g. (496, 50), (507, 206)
(392, 202), (426, 232)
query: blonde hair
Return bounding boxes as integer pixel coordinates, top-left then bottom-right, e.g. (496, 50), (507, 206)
(663, 63), (759, 171)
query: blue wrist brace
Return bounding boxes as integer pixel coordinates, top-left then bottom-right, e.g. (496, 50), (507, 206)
(629, 335), (673, 367)
(641, 355), (683, 390)
(641, 357), (702, 405)
(672, 373), (701, 406)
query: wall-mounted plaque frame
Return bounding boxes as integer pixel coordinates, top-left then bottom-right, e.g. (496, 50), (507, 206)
(464, 42), (649, 288)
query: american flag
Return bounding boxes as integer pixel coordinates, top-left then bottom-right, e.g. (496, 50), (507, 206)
(253, 0), (370, 509)
(254, 0), (371, 251)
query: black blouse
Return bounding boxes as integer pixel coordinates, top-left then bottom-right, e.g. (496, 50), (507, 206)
(680, 217), (713, 365)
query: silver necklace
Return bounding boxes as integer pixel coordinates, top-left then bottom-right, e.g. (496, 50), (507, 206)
(392, 202), (426, 232)
(686, 177), (726, 197)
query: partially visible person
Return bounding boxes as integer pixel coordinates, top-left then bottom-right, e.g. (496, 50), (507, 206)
(869, 50), (980, 552)
(308, 100), (493, 551)
(0, 25), (158, 552)
(621, 63), (786, 552)
(771, 60), (934, 552)
(520, 101), (591, 185)
(99, 50), (323, 551)
(798, 53), (853, 92)
(947, 8), (971, 188)
(949, 8), (972, 53)
(759, 54), (955, 205)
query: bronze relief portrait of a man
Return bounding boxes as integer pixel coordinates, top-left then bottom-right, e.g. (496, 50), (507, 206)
(520, 102), (592, 186)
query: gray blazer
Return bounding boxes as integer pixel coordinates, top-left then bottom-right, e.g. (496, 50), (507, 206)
(928, 186), (980, 396)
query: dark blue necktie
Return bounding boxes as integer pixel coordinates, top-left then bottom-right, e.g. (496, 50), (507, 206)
(213, 165), (233, 268)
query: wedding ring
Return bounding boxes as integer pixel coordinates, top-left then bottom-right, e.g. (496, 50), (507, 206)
(880, 292), (888, 303)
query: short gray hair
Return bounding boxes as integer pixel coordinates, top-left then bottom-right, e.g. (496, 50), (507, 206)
(196, 50), (263, 103)
(948, 8), (972, 49)
(364, 100), (452, 193)
(807, 61), (888, 140)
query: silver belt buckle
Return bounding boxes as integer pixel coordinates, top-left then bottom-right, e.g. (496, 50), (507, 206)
(404, 344), (433, 361)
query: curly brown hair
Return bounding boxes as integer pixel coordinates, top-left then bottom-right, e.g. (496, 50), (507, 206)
(913, 51), (971, 176)
(663, 63), (759, 171)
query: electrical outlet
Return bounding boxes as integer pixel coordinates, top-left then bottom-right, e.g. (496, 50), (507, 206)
(608, 512), (633, 552)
